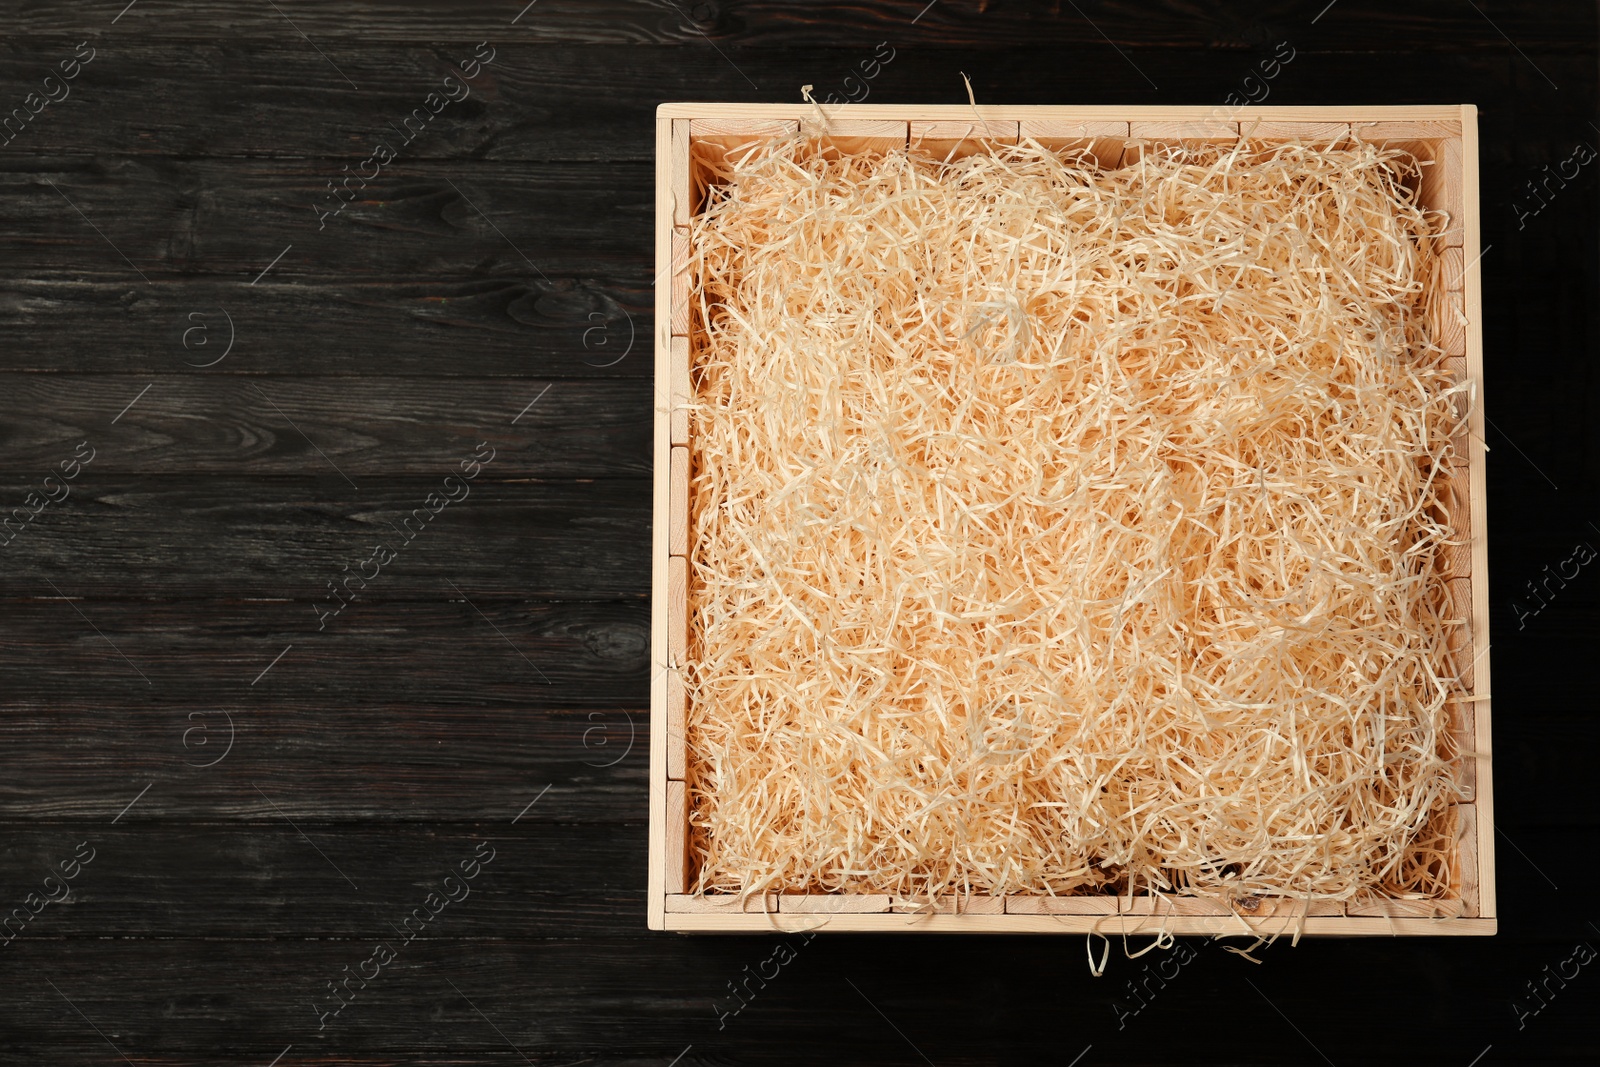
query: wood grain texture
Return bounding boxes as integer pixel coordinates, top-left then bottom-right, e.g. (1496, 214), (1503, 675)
(0, 160), (652, 275)
(0, 273), (651, 376)
(1018, 118), (1128, 169)
(0, 2), (1589, 1059)
(669, 334), (691, 444)
(0, 821), (648, 936)
(0, 476), (648, 598)
(0, 598), (646, 710)
(666, 779), (687, 893)
(671, 227), (690, 336)
(651, 102), (1498, 939)
(668, 554), (687, 666)
(807, 118), (908, 155)
(666, 668), (686, 781)
(0, 376), (650, 476)
(669, 445), (688, 557)
(910, 118), (1017, 160)
(0, 704), (645, 821)
(8, 1), (1583, 48)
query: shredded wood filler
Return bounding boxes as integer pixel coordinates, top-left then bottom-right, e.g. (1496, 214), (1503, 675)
(683, 130), (1471, 912)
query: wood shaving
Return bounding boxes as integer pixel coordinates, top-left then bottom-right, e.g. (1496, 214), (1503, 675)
(682, 131), (1471, 910)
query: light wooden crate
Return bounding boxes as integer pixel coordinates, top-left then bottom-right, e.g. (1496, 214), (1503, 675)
(648, 104), (1493, 936)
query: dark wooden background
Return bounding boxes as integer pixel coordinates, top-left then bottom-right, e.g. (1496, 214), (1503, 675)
(0, 2), (1594, 1064)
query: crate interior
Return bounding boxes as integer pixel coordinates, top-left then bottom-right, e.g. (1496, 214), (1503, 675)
(665, 114), (1480, 926)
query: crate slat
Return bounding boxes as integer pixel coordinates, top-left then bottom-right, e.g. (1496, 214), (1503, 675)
(690, 118), (801, 163)
(1447, 575), (1474, 691)
(1450, 699), (1476, 801)
(670, 228), (690, 337)
(667, 669), (687, 781)
(1347, 897), (1466, 919)
(670, 446), (689, 558)
(667, 912), (1495, 934)
(1005, 896), (1120, 915)
(911, 118), (1018, 160)
(670, 335), (691, 446)
(1019, 119), (1129, 171)
(1226, 897), (1344, 918)
(1239, 119), (1350, 143)
(1129, 120), (1241, 140)
(1436, 247), (1465, 291)
(891, 896), (1004, 915)
(808, 118), (908, 155)
(668, 555), (687, 667)
(671, 119), (691, 228)
(1445, 359), (1470, 467)
(1433, 288), (1467, 356)
(1438, 475), (1471, 577)
(780, 894), (892, 913)
(666, 780), (688, 894)
(1456, 804), (1480, 916)
(1123, 120), (1239, 166)
(649, 110), (676, 933)
(666, 893), (777, 913)
(1355, 119), (1462, 140)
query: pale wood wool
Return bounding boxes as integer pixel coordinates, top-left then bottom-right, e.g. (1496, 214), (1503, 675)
(681, 132), (1472, 912)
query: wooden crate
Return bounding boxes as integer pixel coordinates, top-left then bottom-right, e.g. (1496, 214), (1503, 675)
(649, 104), (1493, 936)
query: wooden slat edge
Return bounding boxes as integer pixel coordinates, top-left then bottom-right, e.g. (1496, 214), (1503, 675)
(667, 893), (777, 914)
(1437, 247), (1465, 292)
(1353, 119), (1462, 139)
(662, 104), (1467, 123)
(1347, 897), (1466, 919)
(807, 118), (908, 154)
(1456, 803), (1480, 917)
(1460, 103), (1495, 920)
(911, 118), (1019, 142)
(663, 913), (1497, 935)
(671, 118), (691, 227)
(780, 894), (892, 913)
(667, 669), (687, 782)
(689, 118), (800, 139)
(1006, 896), (1120, 915)
(669, 335), (690, 446)
(1450, 698), (1476, 802)
(648, 110), (674, 932)
(1020, 119), (1127, 170)
(1128, 120), (1241, 140)
(670, 446), (689, 558)
(911, 119), (1018, 160)
(666, 780), (688, 894)
(1239, 119), (1350, 142)
(668, 555), (687, 667)
(1447, 576), (1474, 692)
(1433, 288), (1466, 355)
(1439, 472), (1471, 576)
(1019, 119), (1130, 139)
(891, 896), (1004, 915)
(670, 228), (690, 337)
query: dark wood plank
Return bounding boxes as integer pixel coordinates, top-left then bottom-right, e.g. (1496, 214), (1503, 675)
(0, 376), (648, 476)
(0, 159), (649, 277)
(0, 934), (1593, 1064)
(0, 598), (646, 708)
(0, 821), (647, 937)
(0, 476), (648, 598)
(0, 704), (645, 822)
(1, 0), (1590, 49)
(0, 45), (1590, 166)
(0, 273), (649, 376)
